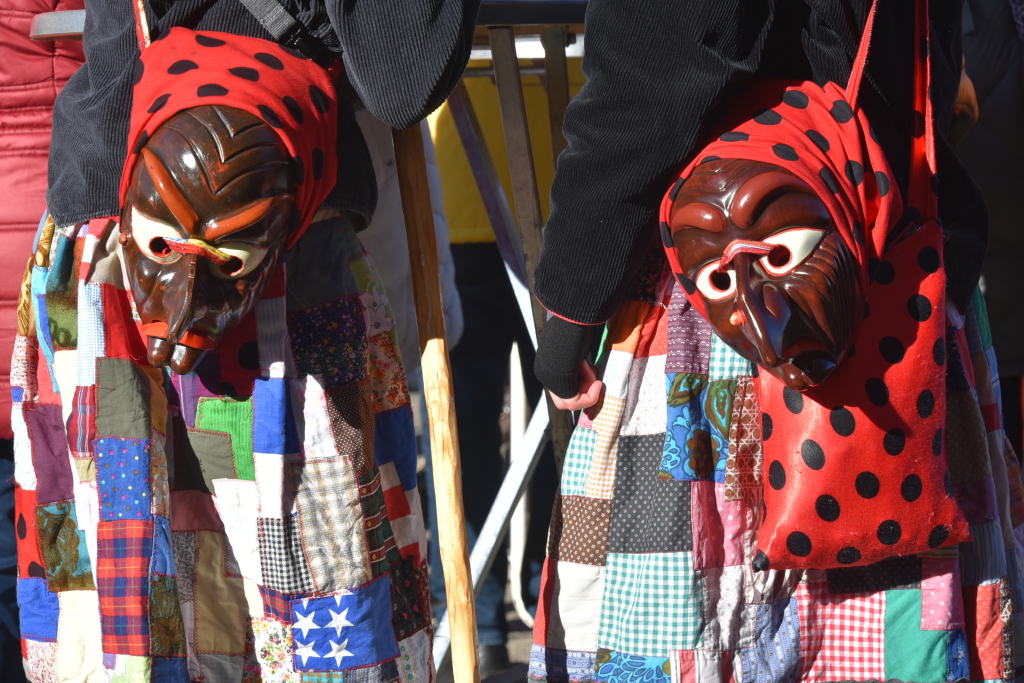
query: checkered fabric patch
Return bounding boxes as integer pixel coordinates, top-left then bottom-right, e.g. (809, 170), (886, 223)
(708, 335), (752, 381)
(258, 516), (315, 594)
(259, 584), (300, 622)
(97, 519), (154, 655)
(562, 428), (597, 497)
(359, 469), (399, 577)
(75, 281), (104, 386)
(598, 552), (701, 657)
(795, 581), (885, 681)
(68, 385), (96, 459)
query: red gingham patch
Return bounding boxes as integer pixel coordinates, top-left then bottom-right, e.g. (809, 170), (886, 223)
(796, 581), (885, 682)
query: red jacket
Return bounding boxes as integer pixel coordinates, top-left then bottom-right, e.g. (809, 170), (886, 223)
(0, 0), (83, 439)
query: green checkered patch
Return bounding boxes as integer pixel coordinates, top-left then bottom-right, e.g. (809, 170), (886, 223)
(708, 335), (752, 381)
(561, 427), (597, 496)
(598, 552), (702, 657)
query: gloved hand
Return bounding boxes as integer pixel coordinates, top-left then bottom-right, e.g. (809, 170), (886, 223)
(534, 315), (604, 410)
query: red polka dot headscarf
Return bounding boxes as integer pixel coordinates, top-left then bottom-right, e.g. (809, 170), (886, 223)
(659, 76), (903, 317)
(119, 27), (338, 248)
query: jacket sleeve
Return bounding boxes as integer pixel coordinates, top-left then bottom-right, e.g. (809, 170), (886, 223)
(532, 0), (778, 325)
(47, 0), (139, 227)
(328, 0), (481, 129)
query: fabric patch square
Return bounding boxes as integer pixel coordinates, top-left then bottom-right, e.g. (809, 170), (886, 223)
(622, 354), (670, 437)
(213, 479), (263, 582)
(200, 653), (245, 681)
(343, 659), (401, 683)
(795, 581), (885, 681)
(662, 374), (732, 482)
(97, 519), (154, 655)
(530, 644), (597, 683)
(920, 557), (964, 630)
(551, 496), (612, 566)
(150, 433), (170, 516)
(76, 281), (106, 386)
(290, 576), (400, 671)
(150, 574), (187, 656)
(373, 406), (417, 491)
(884, 589), (947, 683)
(24, 638), (57, 683)
(172, 531), (196, 602)
(259, 516), (315, 594)
(244, 617), (297, 682)
(260, 584), (299, 622)
(68, 385), (97, 459)
(739, 597), (800, 683)
(289, 297), (368, 388)
(540, 558), (605, 652)
(723, 377), (762, 502)
(94, 437), (152, 521)
(153, 656), (190, 682)
(217, 308), (259, 400)
(151, 514), (175, 576)
(367, 331), (410, 413)
(825, 555), (922, 593)
(294, 456), (371, 593)
(598, 552), (700, 657)
(608, 434), (692, 554)
(708, 335), (753, 381)
(388, 557), (430, 640)
(585, 395), (626, 500)
(24, 402), (73, 504)
(666, 287), (711, 374)
(175, 426), (237, 493)
(35, 500), (94, 590)
(197, 397), (256, 481)
(18, 578), (59, 641)
(595, 649), (670, 683)
(324, 380), (375, 474)
(95, 357), (151, 439)
(698, 565), (745, 651)
(359, 469), (399, 577)
(193, 531), (248, 655)
(253, 377), (301, 456)
(962, 582), (1005, 681)
(396, 630), (433, 683)
(256, 294), (299, 379)
(690, 482), (746, 569)
(16, 487), (45, 581)
(562, 428), (597, 497)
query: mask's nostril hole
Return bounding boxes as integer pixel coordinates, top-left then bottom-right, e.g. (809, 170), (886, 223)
(150, 238), (172, 256)
(220, 256), (243, 275)
(768, 245), (791, 268)
(710, 270), (732, 291)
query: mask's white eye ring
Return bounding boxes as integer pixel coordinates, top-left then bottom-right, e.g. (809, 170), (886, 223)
(759, 228), (827, 276)
(207, 242), (270, 279)
(130, 207), (183, 264)
(695, 262), (737, 301)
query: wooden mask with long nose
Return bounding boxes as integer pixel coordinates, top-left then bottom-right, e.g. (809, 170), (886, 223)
(668, 158), (862, 391)
(120, 104), (298, 375)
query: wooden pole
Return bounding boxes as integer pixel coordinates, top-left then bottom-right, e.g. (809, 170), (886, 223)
(392, 125), (479, 683)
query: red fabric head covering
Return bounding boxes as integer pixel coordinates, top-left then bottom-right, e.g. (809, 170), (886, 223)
(119, 27), (338, 248)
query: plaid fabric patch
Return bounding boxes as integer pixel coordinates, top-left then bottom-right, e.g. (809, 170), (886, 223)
(97, 519), (154, 655)
(68, 385), (96, 459)
(75, 281), (104, 386)
(259, 583), (301, 622)
(795, 581), (885, 681)
(598, 552), (701, 657)
(708, 335), (752, 381)
(258, 516), (315, 594)
(562, 428), (597, 497)
(359, 469), (399, 577)
(294, 456), (372, 593)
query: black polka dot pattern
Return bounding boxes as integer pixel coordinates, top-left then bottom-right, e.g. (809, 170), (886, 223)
(801, 439), (825, 470)
(669, 178), (685, 201)
(720, 131), (749, 142)
(883, 428), (905, 456)
(312, 148), (324, 180)
(816, 494), (840, 521)
(836, 547), (861, 564)
(805, 130), (830, 152)
(229, 66), (260, 81)
(676, 272), (696, 295)
(293, 156), (305, 185)
(865, 378), (889, 406)
(944, 471), (953, 496)
(876, 171), (890, 197)
(752, 550), (770, 572)
(132, 131), (150, 154)
(787, 531), (812, 557)
(195, 34), (226, 47)
(820, 167), (840, 194)
(932, 429), (943, 456)
(754, 109), (782, 125)
(28, 562), (45, 579)
(918, 247), (940, 273)
(879, 336), (905, 364)
(16, 514), (25, 540)
(933, 338), (946, 365)
(660, 222), (673, 249)
(830, 407), (855, 436)
(917, 390), (935, 418)
(255, 52), (285, 70)
(133, 59), (145, 85)
(768, 460), (786, 490)
(773, 144), (799, 161)
(875, 261), (895, 284)
(877, 520), (901, 545)
(928, 525), (949, 548)
(148, 94), (171, 113)
(197, 84), (228, 97)
(310, 85), (331, 114)
(762, 413), (773, 441)
(168, 60), (198, 75)
(783, 386), (803, 414)
(845, 160), (864, 185)
(782, 90), (809, 108)
(238, 341), (260, 370)
(700, 156), (721, 164)
(901, 474), (922, 502)
(257, 104), (282, 128)
(830, 100), (854, 123)
(907, 295), (932, 322)
(220, 381), (237, 397)
(856, 471), (880, 499)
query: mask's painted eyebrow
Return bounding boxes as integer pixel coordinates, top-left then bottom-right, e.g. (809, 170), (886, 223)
(731, 172), (816, 229)
(141, 148), (199, 233)
(205, 194), (293, 240)
(670, 202), (726, 233)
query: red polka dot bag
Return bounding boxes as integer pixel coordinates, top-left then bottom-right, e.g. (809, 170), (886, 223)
(659, 0), (970, 569)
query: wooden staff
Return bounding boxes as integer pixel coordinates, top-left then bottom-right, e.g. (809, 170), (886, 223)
(392, 125), (479, 683)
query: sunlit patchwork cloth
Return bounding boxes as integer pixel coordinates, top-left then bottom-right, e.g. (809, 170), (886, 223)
(530, 252), (1024, 683)
(11, 212), (432, 682)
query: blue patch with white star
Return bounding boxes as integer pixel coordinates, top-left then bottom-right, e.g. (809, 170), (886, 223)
(289, 574), (399, 671)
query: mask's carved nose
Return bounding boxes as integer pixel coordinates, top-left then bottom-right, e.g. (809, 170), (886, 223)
(732, 255), (790, 366)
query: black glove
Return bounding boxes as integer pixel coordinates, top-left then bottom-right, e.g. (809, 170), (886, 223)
(533, 316), (599, 399)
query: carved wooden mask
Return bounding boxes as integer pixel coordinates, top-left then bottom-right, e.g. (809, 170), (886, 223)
(120, 104), (297, 374)
(667, 158), (861, 391)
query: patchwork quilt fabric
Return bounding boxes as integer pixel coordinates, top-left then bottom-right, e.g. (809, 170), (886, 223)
(12, 213), (432, 682)
(531, 253), (1024, 683)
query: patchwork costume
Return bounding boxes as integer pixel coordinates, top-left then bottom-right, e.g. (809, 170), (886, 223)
(12, 26), (432, 683)
(530, 1), (1024, 682)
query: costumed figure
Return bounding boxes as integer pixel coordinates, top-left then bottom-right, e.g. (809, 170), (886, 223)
(10, 0), (479, 678)
(529, 2), (1024, 682)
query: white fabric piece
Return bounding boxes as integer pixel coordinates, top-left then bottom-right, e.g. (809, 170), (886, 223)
(12, 403), (37, 490)
(212, 479), (264, 583)
(56, 590), (105, 682)
(602, 350), (634, 400)
(545, 561), (605, 652)
(621, 354), (668, 436)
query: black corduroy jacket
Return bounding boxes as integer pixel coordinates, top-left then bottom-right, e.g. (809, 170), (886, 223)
(46, 0), (480, 228)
